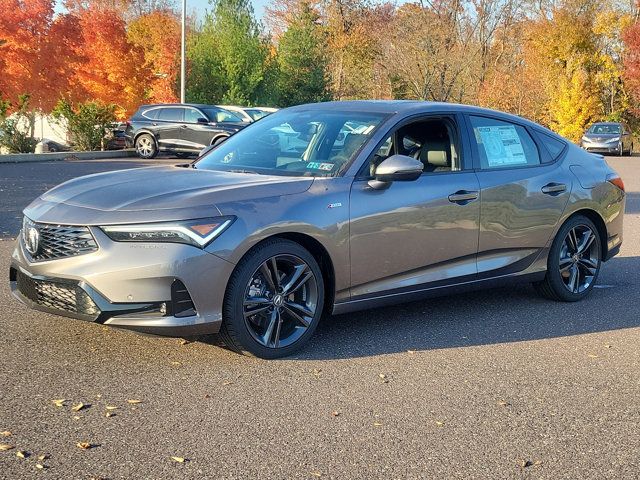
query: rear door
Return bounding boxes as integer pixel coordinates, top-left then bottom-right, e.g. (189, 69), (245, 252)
(465, 114), (572, 278)
(155, 107), (184, 150)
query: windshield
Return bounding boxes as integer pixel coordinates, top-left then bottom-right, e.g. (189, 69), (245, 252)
(202, 107), (244, 123)
(588, 124), (621, 134)
(195, 109), (387, 177)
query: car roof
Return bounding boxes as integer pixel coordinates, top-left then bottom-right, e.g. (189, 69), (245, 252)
(590, 121), (621, 126)
(286, 100), (545, 131)
(138, 103), (226, 110)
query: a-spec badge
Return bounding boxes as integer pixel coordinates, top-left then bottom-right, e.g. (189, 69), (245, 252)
(327, 202), (343, 209)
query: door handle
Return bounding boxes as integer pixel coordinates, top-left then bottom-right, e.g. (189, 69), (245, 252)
(448, 190), (479, 204)
(180, 124), (188, 129)
(541, 183), (566, 195)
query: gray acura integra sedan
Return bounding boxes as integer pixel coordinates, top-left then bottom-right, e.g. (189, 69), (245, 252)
(10, 101), (625, 358)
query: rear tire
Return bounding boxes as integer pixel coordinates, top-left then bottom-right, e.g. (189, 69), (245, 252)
(219, 239), (325, 358)
(135, 133), (158, 159)
(534, 215), (601, 302)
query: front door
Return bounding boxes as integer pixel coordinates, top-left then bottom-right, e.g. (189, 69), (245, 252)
(349, 115), (481, 300)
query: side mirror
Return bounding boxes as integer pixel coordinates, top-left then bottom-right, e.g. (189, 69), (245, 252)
(197, 117), (209, 124)
(369, 154), (423, 189)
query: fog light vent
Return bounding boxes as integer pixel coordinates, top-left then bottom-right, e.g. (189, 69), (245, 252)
(170, 280), (196, 318)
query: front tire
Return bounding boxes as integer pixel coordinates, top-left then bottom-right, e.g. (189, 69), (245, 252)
(220, 239), (325, 358)
(135, 133), (158, 159)
(535, 215), (601, 302)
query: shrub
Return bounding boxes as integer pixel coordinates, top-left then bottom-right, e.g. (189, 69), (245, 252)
(52, 100), (117, 151)
(0, 95), (37, 153)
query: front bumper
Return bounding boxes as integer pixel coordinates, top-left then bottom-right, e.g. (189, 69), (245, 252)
(581, 142), (621, 154)
(9, 228), (236, 337)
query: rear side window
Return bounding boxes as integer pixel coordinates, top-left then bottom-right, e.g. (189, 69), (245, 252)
(533, 130), (566, 161)
(469, 115), (540, 169)
(142, 108), (159, 120)
(158, 108), (183, 122)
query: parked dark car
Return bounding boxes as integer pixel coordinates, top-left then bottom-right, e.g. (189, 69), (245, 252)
(580, 122), (633, 156)
(124, 104), (247, 158)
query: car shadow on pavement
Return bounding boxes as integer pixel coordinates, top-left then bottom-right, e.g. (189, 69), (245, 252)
(290, 255), (640, 360)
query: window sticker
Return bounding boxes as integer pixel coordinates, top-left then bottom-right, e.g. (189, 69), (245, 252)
(476, 125), (527, 166)
(306, 162), (335, 171)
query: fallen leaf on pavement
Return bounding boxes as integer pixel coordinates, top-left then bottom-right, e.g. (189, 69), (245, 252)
(331, 411), (340, 417)
(0, 431), (11, 437)
(407, 350), (416, 354)
(38, 454), (48, 461)
(588, 354), (598, 358)
(0, 444), (15, 451)
(179, 339), (190, 345)
(72, 403), (87, 412)
(16, 450), (27, 458)
(127, 399), (142, 404)
(105, 412), (114, 418)
(76, 442), (92, 450)
(604, 344), (612, 349)
(373, 422), (383, 427)
(36, 464), (45, 470)
(435, 421), (445, 427)
(534, 460), (543, 466)
(105, 406), (118, 411)
(223, 381), (234, 386)
(171, 361), (181, 365)
(520, 460), (532, 468)
(310, 472), (322, 477)
(497, 401), (510, 407)
(52, 399), (66, 407)
(171, 456), (186, 463)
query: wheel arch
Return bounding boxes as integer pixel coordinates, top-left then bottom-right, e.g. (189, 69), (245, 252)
(210, 133), (230, 146)
(563, 208), (608, 261)
(133, 129), (158, 146)
(234, 232), (336, 316)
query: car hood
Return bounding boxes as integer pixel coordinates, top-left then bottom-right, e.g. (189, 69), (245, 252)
(25, 166), (313, 225)
(583, 133), (619, 140)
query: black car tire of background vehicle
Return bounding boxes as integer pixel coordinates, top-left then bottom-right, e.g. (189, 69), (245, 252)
(135, 133), (158, 159)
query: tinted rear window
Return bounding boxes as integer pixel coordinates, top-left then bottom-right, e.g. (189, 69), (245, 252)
(142, 108), (159, 119)
(534, 131), (566, 161)
(158, 108), (183, 122)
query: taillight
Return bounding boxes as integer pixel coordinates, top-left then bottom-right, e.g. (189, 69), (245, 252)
(606, 174), (625, 192)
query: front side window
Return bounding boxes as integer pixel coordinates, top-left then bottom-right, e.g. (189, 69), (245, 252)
(202, 107), (244, 123)
(158, 108), (183, 122)
(366, 118), (460, 177)
(184, 108), (204, 123)
(196, 110), (386, 177)
(470, 116), (540, 169)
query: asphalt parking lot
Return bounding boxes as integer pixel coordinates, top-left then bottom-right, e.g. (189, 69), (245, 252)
(0, 155), (639, 479)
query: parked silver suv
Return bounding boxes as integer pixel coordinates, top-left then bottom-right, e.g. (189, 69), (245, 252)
(10, 101), (625, 358)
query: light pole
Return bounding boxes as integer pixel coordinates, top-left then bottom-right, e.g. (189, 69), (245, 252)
(180, 0), (186, 103)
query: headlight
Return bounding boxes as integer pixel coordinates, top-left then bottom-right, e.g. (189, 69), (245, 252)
(101, 217), (235, 248)
(607, 137), (620, 143)
(581, 136), (590, 143)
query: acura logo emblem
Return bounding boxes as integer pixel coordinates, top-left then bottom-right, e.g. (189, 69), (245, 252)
(25, 225), (40, 255)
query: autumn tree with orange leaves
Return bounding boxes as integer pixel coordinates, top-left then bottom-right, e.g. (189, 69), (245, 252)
(128, 10), (181, 103)
(0, 0), (82, 130)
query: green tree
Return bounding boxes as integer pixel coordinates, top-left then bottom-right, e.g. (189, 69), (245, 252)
(276, 2), (330, 106)
(187, 0), (269, 105)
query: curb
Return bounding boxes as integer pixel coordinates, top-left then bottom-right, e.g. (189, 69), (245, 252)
(0, 149), (138, 164)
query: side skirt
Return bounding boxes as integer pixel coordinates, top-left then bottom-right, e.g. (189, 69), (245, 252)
(331, 271), (546, 316)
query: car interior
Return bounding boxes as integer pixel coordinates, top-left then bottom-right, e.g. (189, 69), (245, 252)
(368, 118), (459, 176)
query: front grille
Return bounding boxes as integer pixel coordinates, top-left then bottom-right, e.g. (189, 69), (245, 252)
(23, 217), (98, 261)
(15, 270), (100, 317)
